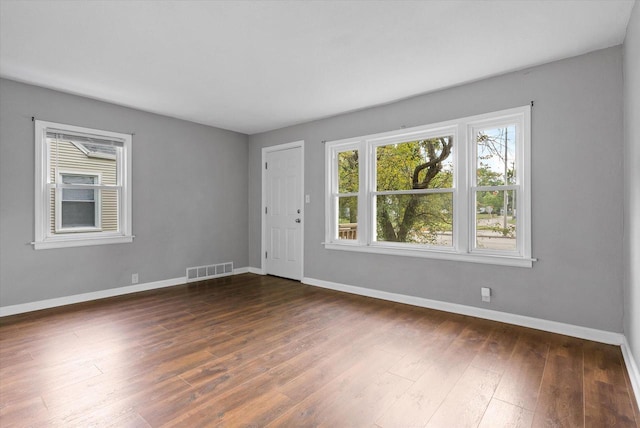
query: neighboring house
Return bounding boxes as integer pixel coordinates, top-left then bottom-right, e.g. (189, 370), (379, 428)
(48, 137), (118, 234)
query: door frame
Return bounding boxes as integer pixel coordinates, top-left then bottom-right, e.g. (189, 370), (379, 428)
(261, 141), (305, 279)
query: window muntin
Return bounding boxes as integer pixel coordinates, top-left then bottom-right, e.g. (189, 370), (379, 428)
(325, 106), (532, 267)
(34, 120), (132, 249)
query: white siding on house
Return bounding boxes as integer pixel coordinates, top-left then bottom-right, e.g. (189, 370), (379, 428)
(48, 139), (118, 233)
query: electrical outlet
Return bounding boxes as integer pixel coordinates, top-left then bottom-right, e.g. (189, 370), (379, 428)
(132, 273), (139, 284)
(481, 287), (491, 302)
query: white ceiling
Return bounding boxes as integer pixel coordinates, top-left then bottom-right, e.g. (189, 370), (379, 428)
(0, 0), (635, 135)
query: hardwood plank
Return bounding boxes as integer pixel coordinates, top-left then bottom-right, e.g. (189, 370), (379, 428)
(277, 328), (396, 403)
(0, 357), (102, 407)
(50, 401), (151, 427)
(136, 301), (391, 425)
(218, 392), (293, 427)
(157, 362), (303, 427)
(177, 329), (317, 390)
(322, 371), (413, 427)
(478, 398), (534, 428)
(44, 376), (189, 426)
(493, 329), (550, 411)
(425, 365), (501, 427)
(621, 356), (640, 425)
(470, 323), (520, 374)
(0, 274), (637, 427)
(376, 322), (491, 427)
(584, 342), (637, 427)
(532, 336), (584, 427)
(387, 318), (468, 381)
(272, 347), (409, 427)
(0, 396), (50, 428)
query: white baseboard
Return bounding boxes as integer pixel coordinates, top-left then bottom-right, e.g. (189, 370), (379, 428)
(248, 267), (266, 275)
(302, 276), (625, 346)
(0, 267), (257, 317)
(621, 337), (640, 404)
(0, 277), (186, 317)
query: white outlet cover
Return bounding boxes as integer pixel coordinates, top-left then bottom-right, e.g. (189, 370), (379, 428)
(481, 287), (491, 302)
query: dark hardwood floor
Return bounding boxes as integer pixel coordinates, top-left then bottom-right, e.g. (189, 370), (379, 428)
(0, 273), (638, 427)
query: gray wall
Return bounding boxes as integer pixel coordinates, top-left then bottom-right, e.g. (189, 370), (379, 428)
(0, 44), (630, 336)
(624, 2), (640, 367)
(249, 47), (625, 333)
(0, 79), (249, 306)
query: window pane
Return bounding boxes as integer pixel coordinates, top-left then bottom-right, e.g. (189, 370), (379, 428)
(376, 193), (453, 246)
(337, 150), (358, 193)
(61, 174), (96, 201)
(376, 137), (453, 191)
(61, 174), (96, 185)
(476, 190), (517, 251)
(338, 196), (358, 240)
(62, 188), (95, 201)
(61, 201), (96, 228)
(476, 125), (516, 186)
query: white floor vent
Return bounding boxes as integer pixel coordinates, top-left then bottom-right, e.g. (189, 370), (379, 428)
(186, 262), (234, 283)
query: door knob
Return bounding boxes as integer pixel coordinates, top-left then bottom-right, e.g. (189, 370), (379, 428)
(295, 218), (301, 223)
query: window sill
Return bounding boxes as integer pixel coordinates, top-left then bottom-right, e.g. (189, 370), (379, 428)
(33, 234), (134, 250)
(324, 242), (535, 268)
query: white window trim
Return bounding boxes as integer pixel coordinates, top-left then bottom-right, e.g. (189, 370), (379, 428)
(55, 170), (102, 233)
(324, 106), (534, 268)
(34, 120), (133, 250)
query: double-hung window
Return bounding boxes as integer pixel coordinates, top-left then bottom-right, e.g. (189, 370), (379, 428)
(34, 120), (133, 249)
(56, 172), (101, 232)
(325, 106), (533, 267)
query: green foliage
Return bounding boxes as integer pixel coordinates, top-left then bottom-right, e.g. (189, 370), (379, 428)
(338, 150), (359, 194)
(337, 150), (359, 225)
(375, 137), (453, 243)
(336, 131), (514, 245)
(376, 139), (453, 191)
(477, 165), (504, 187)
(376, 193), (452, 244)
(338, 196), (357, 224)
(476, 190), (516, 217)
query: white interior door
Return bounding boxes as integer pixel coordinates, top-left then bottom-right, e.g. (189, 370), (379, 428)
(264, 145), (303, 280)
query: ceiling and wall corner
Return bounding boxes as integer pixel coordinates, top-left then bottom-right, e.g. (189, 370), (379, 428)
(0, 0), (635, 135)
